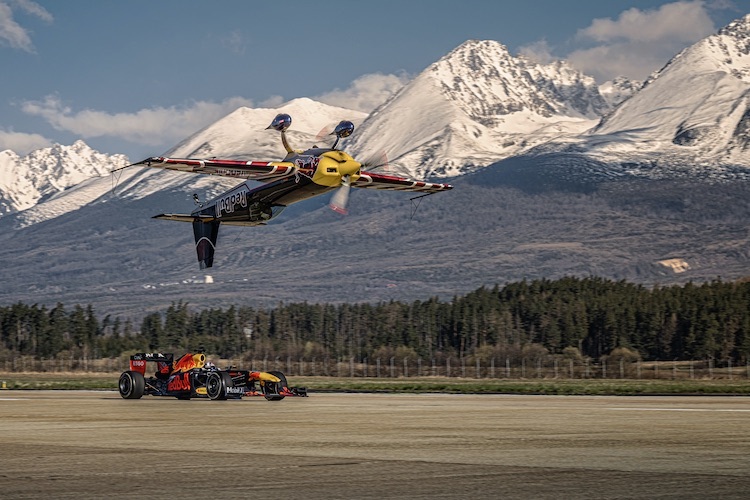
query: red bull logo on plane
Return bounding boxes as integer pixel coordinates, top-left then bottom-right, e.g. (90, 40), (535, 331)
(215, 188), (248, 218)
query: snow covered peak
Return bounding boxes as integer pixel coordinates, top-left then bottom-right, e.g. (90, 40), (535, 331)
(430, 39), (607, 121)
(350, 39), (608, 178)
(166, 98), (366, 160)
(0, 141), (128, 215)
(643, 13), (750, 87)
(591, 13), (750, 164)
(718, 13), (750, 42)
(598, 77), (642, 108)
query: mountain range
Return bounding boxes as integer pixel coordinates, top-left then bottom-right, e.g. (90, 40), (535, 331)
(1, 13), (750, 319)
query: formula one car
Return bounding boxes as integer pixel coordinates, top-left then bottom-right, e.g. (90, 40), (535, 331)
(118, 352), (307, 401)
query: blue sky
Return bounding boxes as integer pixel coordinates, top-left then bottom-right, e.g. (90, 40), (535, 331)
(0, 0), (746, 160)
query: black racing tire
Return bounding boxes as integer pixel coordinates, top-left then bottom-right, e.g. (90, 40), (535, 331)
(119, 370), (145, 399)
(206, 371), (234, 400)
(264, 370), (288, 401)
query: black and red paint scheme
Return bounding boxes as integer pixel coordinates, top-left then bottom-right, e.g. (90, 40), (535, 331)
(118, 114), (453, 269)
(118, 352), (307, 401)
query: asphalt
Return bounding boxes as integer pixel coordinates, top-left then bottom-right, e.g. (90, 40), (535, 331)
(1, 391), (749, 499)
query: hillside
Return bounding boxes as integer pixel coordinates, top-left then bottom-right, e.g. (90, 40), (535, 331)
(2, 16), (750, 320)
(1, 153), (748, 319)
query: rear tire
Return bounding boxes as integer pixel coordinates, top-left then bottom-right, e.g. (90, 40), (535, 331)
(264, 370), (288, 401)
(119, 371), (145, 399)
(206, 371), (233, 400)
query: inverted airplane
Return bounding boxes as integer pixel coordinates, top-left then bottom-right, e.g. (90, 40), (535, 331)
(123, 114), (453, 269)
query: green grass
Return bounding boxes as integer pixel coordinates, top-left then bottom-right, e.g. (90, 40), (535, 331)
(2, 372), (749, 395)
(0, 372), (116, 390)
(291, 377), (750, 395)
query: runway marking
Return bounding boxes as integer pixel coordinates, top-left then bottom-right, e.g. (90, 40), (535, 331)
(609, 408), (750, 413)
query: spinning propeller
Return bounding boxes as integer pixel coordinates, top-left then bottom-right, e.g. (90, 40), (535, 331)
(329, 174), (352, 214)
(268, 114), (361, 215)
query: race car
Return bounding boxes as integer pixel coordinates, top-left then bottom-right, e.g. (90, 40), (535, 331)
(118, 352), (307, 401)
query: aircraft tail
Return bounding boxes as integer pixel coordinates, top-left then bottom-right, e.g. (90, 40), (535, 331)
(193, 219), (220, 269)
(153, 214), (220, 269)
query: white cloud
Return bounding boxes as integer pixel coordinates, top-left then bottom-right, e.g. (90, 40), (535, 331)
(314, 72), (411, 112)
(0, 128), (51, 154)
(566, 1), (717, 81)
(518, 39), (556, 64)
(576, 1), (714, 43)
(0, 0), (52, 52)
(13, 0), (53, 22)
(20, 95), (255, 145)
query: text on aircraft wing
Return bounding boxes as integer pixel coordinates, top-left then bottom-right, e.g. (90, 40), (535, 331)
(131, 156), (297, 181)
(352, 171), (453, 194)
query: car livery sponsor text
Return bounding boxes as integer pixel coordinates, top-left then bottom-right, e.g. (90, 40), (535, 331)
(167, 373), (191, 392)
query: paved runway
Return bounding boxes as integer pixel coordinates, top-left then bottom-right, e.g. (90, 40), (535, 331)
(1, 391), (749, 498)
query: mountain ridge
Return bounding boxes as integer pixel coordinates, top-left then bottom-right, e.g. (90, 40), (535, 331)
(1, 15), (750, 317)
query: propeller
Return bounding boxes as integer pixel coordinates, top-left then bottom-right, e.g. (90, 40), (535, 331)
(329, 174), (352, 214)
(315, 123), (335, 144)
(361, 151), (390, 172)
(315, 120), (355, 149)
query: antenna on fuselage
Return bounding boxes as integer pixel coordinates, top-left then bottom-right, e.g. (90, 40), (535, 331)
(266, 113), (294, 154)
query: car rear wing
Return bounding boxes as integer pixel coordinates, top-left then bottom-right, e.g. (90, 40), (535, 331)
(129, 352), (175, 375)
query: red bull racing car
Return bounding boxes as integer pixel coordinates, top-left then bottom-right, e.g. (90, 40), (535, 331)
(118, 352), (308, 401)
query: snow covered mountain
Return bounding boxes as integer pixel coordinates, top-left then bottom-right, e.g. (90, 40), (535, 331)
(348, 40), (616, 179)
(0, 141), (128, 215)
(2, 16), (750, 316)
(8, 99), (367, 228)
(166, 97), (367, 159)
(6, 13), (750, 227)
(585, 13), (750, 167)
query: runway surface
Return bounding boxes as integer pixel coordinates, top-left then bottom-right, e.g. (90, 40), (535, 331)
(1, 391), (749, 498)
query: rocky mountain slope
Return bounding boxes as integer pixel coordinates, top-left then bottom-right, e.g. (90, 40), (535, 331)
(582, 13), (750, 168)
(348, 40), (618, 179)
(0, 141), (128, 215)
(0, 153), (748, 320)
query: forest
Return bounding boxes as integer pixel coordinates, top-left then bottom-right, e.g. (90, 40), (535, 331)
(1, 277), (750, 364)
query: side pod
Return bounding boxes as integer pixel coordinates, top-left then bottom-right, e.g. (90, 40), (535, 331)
(193, 220), (220, 269)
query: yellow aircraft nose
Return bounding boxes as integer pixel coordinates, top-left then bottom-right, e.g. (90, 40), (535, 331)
(339, 158), (361, 177)
(313, 152), (361, 187)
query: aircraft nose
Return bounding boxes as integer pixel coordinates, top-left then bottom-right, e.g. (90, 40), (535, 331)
(339, 159), (361, 177)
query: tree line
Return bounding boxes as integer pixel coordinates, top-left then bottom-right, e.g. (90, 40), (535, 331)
(1, 277), (750, 363)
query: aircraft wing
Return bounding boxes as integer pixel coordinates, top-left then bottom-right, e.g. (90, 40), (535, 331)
(352, 172), (453, 194)
(128, 156), (297, 182)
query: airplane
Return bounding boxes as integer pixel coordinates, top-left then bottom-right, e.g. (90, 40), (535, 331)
(123, 113), (453, 269)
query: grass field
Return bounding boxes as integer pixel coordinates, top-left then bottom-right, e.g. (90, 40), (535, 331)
(1, 372), (750, 395)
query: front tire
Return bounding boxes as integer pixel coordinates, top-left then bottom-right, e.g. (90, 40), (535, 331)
(119, 371), (145, 399)
(264, 370), (288, 401)
(206, 371), (233, 400)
